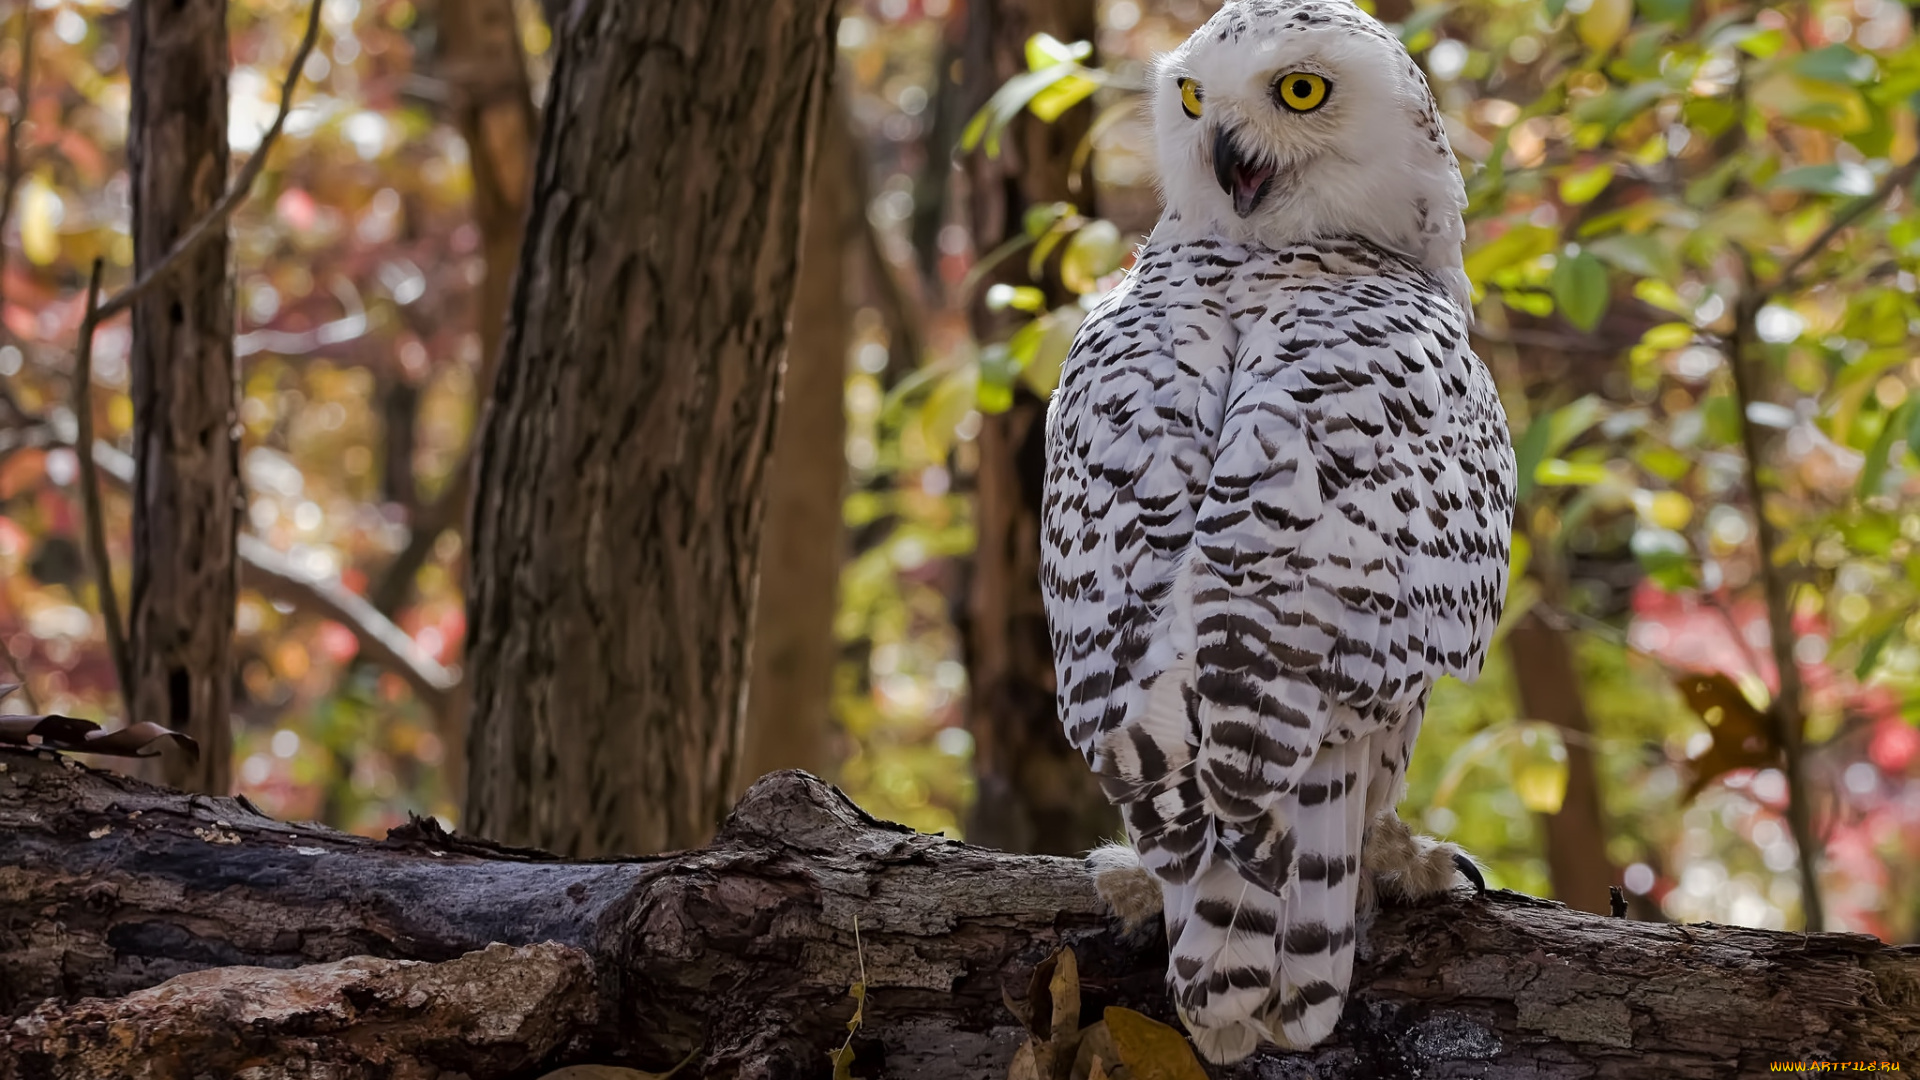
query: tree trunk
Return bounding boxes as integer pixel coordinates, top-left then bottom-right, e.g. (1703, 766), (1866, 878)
(1510, 608), (1622, 917)
(4, 748), (1916, 1079)
(126, 0), (237, 795)
(462, 0), (840, 856)
(959, 0), (1116, 857)
(740, 95), (852, 795)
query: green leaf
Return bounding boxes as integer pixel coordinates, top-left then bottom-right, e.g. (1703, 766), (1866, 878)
(1587, 234), (1680, 282)
(985, 284), (1047, 314)
(1634, 444), (1694, 482)
(1535, 459), (1610, 486)
(1020, 307), (1084, 398)
(1395, 3), (1451, 45)
(1558, 162), (1615, 206)
(1512, 417), (1554, 502)
(1631, 527), (1697, 590)
(1855, 623), (1900, 680)
(977, 344), (1017, 414)
(1767, 162), (1876, 197)
(1023, 202), (1073, 239)
(1025, 33), (1092, 71)
(1700, 393), (1742, 446)
(1503, 289), (1555, 317)
(1857, 401), (1912, 499)
(1464, 224), (1558, 288)
(1635, 0), (1691, 26)
(919, 365), (979, 460)
(1060, 220), (1127, 294)
(1639, 322), (1695, 351)
(961, 65), (1086, 158)
(1792, 44), (1877, 86)
(1550, 251), (1610, 331)
(1732, 27), (1785, 58)
(1029, 73), (1099, 122)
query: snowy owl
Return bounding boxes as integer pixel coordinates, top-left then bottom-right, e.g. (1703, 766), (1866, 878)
(1038, 0), (1516, 1064)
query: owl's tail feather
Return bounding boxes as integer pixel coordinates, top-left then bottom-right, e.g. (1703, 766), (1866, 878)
(1267, 733), (1372, 1050)
(1164, 856), (1283, 1064)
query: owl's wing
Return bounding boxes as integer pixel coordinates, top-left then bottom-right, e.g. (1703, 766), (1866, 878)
(1188, 267), (1514, 859)
(1042, 240), (1238, 884)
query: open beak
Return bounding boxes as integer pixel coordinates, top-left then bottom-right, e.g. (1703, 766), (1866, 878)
(1212, 128), (1276, 217)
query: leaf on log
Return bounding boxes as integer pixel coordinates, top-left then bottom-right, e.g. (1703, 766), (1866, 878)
(1103, 1007), (1209, 1080)
(0, 685), (199, 761)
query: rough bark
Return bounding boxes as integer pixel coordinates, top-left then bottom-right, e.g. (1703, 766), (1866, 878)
(463, 0), (840, 856)
(740, 95), (852, 795)
(2, 943), (595, 1080)
(5, 749), (1915, 1080)
(126, 0), (238, 795)
(1511, 608), (1622, 917)
(959, 0), (1116, 857)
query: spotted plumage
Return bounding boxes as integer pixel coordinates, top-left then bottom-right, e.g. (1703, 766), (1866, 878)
(1039, 0), (1515, 1063)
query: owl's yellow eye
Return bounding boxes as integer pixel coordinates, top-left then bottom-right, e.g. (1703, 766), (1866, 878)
(1178, 77), (1204, 119)
(1275, 72), (1329, 112)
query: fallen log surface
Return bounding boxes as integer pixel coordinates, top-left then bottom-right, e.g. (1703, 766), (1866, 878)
(1, 747), (1915, 1079)
(3, 941), (595, 1079)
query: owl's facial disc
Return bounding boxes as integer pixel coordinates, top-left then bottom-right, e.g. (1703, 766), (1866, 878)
(1212, 128), (1277, 217)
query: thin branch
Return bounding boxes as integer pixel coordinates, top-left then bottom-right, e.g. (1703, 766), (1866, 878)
(0, 3), (33, 320)
(237, 536), (457, 712)
(1725, 266), (1824, 933)
(1763, 157), (1920, 301)
(81, 443), (457, 711)
(72, 261), (131, 703)
(89, 0), (324, 328)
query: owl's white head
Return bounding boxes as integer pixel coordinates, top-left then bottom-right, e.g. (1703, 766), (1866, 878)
(1151, 0), (1470, 309)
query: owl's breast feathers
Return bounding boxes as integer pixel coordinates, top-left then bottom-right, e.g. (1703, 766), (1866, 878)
(1040, 233), (1516, 879)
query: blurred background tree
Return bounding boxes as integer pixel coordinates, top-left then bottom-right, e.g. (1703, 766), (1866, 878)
(2, 0), (1918, 939)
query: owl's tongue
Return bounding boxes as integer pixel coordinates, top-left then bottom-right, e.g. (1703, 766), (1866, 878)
(1230, 160), (1276, 216)
(1212, 128), (1276, 217)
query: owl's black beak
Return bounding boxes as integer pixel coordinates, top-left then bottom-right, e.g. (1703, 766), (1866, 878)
(1212, 128), (1276, 217)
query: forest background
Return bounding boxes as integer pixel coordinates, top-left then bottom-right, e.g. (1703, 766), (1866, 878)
(1, 0), (1917, 945)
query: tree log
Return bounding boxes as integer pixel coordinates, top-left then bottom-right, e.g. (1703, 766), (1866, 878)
(2, 943), (595, 1080)
(2, 748), (1915, 1079)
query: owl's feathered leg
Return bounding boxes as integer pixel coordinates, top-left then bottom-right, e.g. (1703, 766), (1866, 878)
(1087, 842), (1162, 933)
(1356, 808), (1482, 940)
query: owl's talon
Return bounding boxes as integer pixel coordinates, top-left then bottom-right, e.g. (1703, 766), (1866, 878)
(1452, 851), (1486, 893)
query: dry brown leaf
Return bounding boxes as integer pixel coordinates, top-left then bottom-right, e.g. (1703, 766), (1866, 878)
(1024, 950), (1061, 1040)
(0, 693), (200, 763)
(1009, 1041), (1043, 1080)
(1072, 1021), (1124, 1080)
(1674, 672), (1780, 799)
(1103, 1007), (1207, 1080)
(1049, 946), (1081, 1045)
